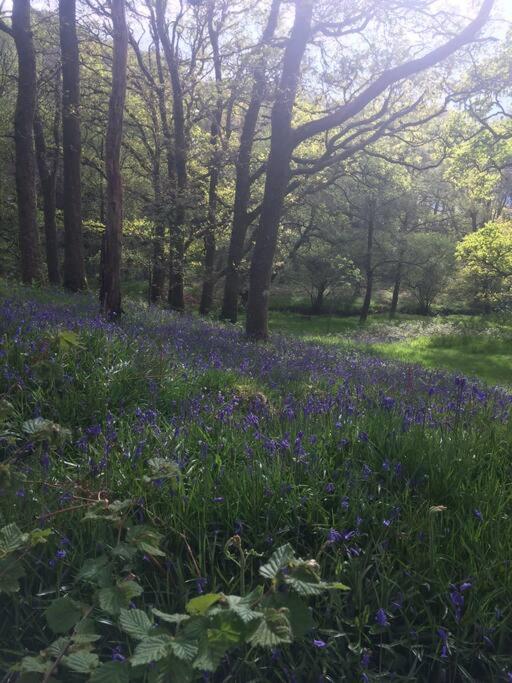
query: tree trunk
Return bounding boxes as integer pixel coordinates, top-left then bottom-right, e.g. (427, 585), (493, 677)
(245, 0), (312, 339)
(359, 207), (375, 324)
(12, 0), (40, 283)
(389, 261), (402, 318)
(311, 286), (325, 315)
(150, 165), (166, 304)
(59, 0), (86, 291)
(156, 0), (187, 312)
(34, 110), (60, 284)
(200, 1), (223, 316)
(220, 0), (281, 323)
(100, 0), (128, 320)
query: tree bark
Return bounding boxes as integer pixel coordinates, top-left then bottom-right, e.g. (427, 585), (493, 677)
(199, 0), (223, 316)
(11, 0), (40, 283)
(389, 260), (402, 318)
(155, 0), (187, 312)
(359, 206), (375, 324)
(245, 0), (312, 339)
(100, 0), (128, 320)
(59, 0), (86, 291)
(220, 0), (281, 323)
(34, 108), (60, 284)
(311, 285), (325, 315)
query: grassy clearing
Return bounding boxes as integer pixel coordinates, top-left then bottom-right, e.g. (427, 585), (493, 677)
(270, 311), (512, 386)
(1, 288), (512, 681)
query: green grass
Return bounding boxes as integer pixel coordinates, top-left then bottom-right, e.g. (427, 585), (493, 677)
(373, 335), (512, 387)
(2, 289), (512, 681)
(270, 310), (512, 386)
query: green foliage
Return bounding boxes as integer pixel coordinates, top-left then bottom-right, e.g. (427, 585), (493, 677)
(456, 219), (512, 311)
(8, 509), (342, 682)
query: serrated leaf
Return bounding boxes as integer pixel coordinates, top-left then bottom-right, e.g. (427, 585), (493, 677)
(131, 635), (173, 666)
(99, 580), (143, 615)
(152, 608), (190, 626)
(20, 655), (52, 674)
(73, 618), (100, 644)
(0, 556), (25, 592)
(0, 522), (27, 554)
(248, 608), (293, 648)
(77, 555), (112, 587)
(22, 417), (70, 442)
(226, 595), (263, 623)
(46, 636), (69, 658)
(61, 651), (99, 674)
(45, 597), (82, 634)
(28, 528), (52, 546)
(126, 526), (166, 557)
(259, 544), (296, 579)
(90, 661), (130, 683)
(284, 574), (327, 596)
(119, 608), (153, 639)
(265, 593), (315, 638)
(147, 457), (180, 480)
(146, 658), (194, 683)
(193, 611), (244, 671)
(186, 593), (223, 616)
(169, 637), (198, 662)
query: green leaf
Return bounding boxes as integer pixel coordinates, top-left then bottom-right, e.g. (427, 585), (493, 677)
(152, 608), (190, 626)
(259, 544), (295, 579)
(119, 608), (153, 640)
(57, 329), (81, 350)
(126, 526), (166, 557)
(72, 618), (101, 644)
(45, 596), (82, 634)
(77, 555), (112, 587)
(28, 528), (52, 546)
(0, 522), (27, 554)
(146, 658), (194, 683)
(0, 556), (25, 593)
(169, 637), (198, 663)
(193, 611), (244, 672)
(248, 608), (293, 648)
(146, 457), (180, 482)
(98, 580), (143, 615)
(265, 593), (314, 638)
(90, 661), (130, 683)
(131, 635), (173, 666)
(46, 636), (70, 658)
(186, 593), (223, 616)
(22, 417), (70, 442)
(138, 541), (166, 557)
(20, 656), (52, 674)
(226, 593), (263, 623)
(61, 651), (99, 674)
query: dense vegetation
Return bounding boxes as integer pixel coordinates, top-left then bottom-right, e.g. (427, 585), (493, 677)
(2, 286), (512, 681)
(1, 0), (512, 680)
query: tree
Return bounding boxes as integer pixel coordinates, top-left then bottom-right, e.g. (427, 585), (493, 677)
(59, 0), (86, 290)
(155, 0), (188, 312)
(245, 0), (495, 339)
(34, 57), (61, 286)
(0, 0), (40, 283)
(100, 0), (128, 319)
(288, 247), (360, 314)
(456, 219), (512, 311)
(220, 0), (281, 323)
(404, 233), (454, 315)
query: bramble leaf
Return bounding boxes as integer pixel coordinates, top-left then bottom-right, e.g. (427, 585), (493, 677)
(45, 597), (82, 634)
